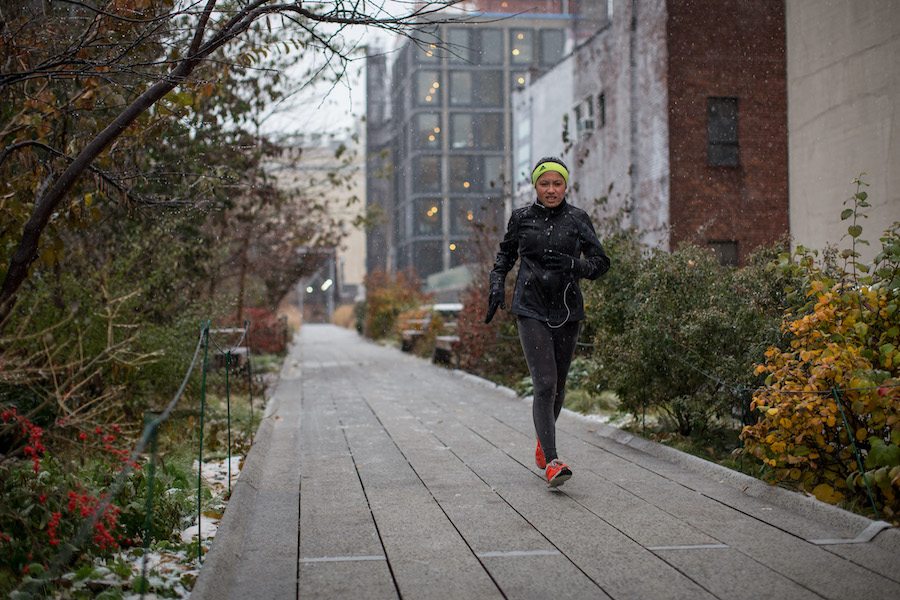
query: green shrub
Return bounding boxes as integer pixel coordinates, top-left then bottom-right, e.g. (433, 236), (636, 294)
(361, 268), (429, 340)
(583, 235), (789, 436)
(455, 269), (528, 389)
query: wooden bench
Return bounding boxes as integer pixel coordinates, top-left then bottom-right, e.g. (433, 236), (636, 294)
(397, 304), (463, 363)
(432, 335), (459, 366)
(400, 317), (431, 352)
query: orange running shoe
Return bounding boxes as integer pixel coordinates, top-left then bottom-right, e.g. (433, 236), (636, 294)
(545, 459), (572, 487)
(535, 440), (546, 469)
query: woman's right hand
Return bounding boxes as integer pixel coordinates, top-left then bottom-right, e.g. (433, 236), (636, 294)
(485, 286), (505, 324)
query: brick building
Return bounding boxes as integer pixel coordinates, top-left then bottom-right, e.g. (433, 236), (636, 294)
(514, 0), (788, 265)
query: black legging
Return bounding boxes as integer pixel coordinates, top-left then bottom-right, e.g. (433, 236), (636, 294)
(517, 316), (580, 464)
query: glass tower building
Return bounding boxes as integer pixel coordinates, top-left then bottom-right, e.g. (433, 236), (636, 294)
(366, 8), (584, 284)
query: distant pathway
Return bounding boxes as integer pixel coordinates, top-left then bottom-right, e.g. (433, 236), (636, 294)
(191, 324), (900, 599)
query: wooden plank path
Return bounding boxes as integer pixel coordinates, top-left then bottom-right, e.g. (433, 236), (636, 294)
(192, 324), (900, 600)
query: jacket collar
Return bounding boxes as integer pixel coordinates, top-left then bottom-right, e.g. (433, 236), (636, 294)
(532, 198), (568, 216)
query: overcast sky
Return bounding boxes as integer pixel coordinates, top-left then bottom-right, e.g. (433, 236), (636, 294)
(258, 1), (421, 139)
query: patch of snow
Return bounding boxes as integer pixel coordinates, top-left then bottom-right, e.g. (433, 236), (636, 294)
(69, 454), (245, 600)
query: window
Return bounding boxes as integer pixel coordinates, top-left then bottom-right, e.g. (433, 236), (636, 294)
(480, 30), (503, 64)
(415, 42), (440, 63)
(450, 113), (503, 149)
(708, 241), (739, 267)
(413, 240), (443, 279)
(414, 113), (441, 149)
(575, 96), (594, 138)
(449, 155), (505, 192)
(450, 198), (479, 235)
(448, 28), (469, 63)
(415, 198), (442, 236)
(512, 72), (528, 92)
(510, 30), (534, 65)
(414, 156), (441, 192)
(449, 240), (473, 268)
(451, 197), (501, 235)
(447, 27), (502, 64)
(707, 97), (739, 166)
(478, 72), (503, 106)
(450, 156), (476, 191)
(539, 30), (565, 66)
(449, 71), (472, 105)
(450, 114), (473, 149)
(415, 71), (441, 107)
(449, 71), (503, 107)
(484, 156), (505, 191)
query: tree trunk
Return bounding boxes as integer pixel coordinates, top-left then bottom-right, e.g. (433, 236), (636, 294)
(0, 0), (224, 327)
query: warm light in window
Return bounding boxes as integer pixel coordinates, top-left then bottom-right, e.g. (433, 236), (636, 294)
(434, 127), (441, 133)
(512, 49), (520, 56)
(427, 206), (438, 216)
(426, 51), (433, 57)
(517, 77), (525, 85)
(502, 2), (508, 6)
(428, 135), (435, 141)
(449, 243), (457, 251)
(463, 182), (470, 188)
(517, 33), (524, 40)
(466, 211), (474, 221)
(425, 95), (432, 102)
(433, 82), (440, 88)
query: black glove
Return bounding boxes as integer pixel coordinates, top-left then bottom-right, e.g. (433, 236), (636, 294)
(544, 248), (589, 277)
(485, 278), (506, 324)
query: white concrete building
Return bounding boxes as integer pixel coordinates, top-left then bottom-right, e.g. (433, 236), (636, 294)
(787, 0), (900, 263)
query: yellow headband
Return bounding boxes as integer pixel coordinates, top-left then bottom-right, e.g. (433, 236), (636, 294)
(532, 162), (569, 187)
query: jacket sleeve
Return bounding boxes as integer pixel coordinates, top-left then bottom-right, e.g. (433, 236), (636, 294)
(490, 212), (519, 288)
(576, 213), (611, 280)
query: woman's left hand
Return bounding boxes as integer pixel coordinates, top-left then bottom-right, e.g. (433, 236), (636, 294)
(543, 248), (589, 276)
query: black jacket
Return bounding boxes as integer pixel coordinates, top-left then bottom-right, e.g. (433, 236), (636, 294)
(490, 200), (610, 323)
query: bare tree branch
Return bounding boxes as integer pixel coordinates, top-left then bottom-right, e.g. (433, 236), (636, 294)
(0, 0), (467, 325)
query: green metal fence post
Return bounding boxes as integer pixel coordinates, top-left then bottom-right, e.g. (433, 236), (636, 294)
(245, 319), (253, 441)
(139, 410), (161, 598)
(225, 350), (232, 497)
(832, 387), (880, 520)
(197, 320), (210, 561)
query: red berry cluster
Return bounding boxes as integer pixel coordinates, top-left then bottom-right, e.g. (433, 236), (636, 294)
(64, 422), (141, 470)
(65, 490), (121, 550)
(1, 407), (45, 472)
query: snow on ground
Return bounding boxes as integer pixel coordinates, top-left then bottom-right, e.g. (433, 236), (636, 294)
(70, 455), (245, 600)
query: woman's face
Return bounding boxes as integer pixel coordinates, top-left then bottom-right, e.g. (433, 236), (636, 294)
(535, 171), (566, 208)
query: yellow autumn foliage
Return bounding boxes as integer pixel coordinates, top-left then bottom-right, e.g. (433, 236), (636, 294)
(742, 269), (900, 522)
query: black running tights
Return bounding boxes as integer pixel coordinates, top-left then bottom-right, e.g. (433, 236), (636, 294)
(517, 316), (580, 463)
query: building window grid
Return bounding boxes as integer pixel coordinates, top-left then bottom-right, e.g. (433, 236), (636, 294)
(388, 20), (572, 280)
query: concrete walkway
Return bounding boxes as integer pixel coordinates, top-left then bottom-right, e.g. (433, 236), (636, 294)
(191, 324), (900, 600)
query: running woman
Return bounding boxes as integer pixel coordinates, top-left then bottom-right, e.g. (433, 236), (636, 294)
(485, 157), (610, 487)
